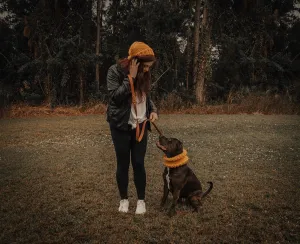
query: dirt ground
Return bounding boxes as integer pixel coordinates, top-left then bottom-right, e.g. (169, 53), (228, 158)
(0, 114), (300, 244)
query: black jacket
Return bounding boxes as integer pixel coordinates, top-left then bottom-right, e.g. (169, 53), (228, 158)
(106, 64), (157, 131)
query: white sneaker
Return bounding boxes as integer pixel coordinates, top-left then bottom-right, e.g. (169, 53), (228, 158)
(118, 199), (129, 213)
(135, 200), (146, 214)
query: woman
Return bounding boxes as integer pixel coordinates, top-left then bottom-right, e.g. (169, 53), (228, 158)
(106, 41), (158, 214)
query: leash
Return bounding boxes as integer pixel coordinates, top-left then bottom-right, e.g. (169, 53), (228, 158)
(128, 74), (163, 142)
(166, 168), (170, 190)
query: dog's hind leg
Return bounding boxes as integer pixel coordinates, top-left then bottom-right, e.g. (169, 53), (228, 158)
(188, 190), (203, 212)
(189, 196), (202, 212)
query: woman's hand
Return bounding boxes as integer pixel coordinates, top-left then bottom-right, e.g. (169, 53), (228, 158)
(129, 58), (140, 79)
(150, 112), (158, 122)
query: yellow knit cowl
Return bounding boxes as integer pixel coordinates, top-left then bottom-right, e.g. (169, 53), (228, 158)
(163, 149), (189, 168)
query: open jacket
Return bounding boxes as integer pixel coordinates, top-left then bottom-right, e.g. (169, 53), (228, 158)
(106, 63), (157, 131)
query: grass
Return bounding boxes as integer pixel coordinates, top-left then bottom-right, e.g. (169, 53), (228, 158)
(0, 114), (299, 243)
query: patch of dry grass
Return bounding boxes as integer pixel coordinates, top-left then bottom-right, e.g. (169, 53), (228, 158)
(2, 92), (299, 119)
(4, 103), (107, 118)
(0, 115), (299, 243)
(158, 93), (300, 115)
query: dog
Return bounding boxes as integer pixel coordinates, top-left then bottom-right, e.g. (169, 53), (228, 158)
(156, 135), (213, 216)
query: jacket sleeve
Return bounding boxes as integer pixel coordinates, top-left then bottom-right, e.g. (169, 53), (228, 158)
(107, 66), (131, 105)
(149, 98), (158, 114)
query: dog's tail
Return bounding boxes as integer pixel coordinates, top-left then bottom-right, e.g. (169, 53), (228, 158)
(200, 182), (213, 198)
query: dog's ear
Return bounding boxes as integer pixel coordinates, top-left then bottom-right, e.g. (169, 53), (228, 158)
(176, 140), (183, 152)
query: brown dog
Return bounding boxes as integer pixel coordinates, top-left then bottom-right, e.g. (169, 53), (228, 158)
(156, 135), (213, 216)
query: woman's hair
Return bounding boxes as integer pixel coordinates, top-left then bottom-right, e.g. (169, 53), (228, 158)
(118, 55), (156, 100)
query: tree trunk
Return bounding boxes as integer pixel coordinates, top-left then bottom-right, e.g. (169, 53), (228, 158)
(137, 0), (143, 7)
(95, 0), (103, 93)
(111, 0), (120, 35)
(170, 0), (178, 9)
(185, 28), (192, 90)
(174, 50), (178, 90)
(196, 56), (207, 105)
(79, 73), (84, 107)
(243, 0), (248, 12)
(195, 0), (209, 105)
(193, 0), (202, 86)
(44, 73), (52, 105)
(78, 0), (92, 105)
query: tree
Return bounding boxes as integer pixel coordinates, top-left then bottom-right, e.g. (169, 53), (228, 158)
(193, 0), (202, 87)
(95, 0), (103, 94)
(195, 0), (210, 105)
(1, 0), (299, 107)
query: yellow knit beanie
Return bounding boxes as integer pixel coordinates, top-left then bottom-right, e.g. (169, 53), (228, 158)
(128, 41), (155, 60)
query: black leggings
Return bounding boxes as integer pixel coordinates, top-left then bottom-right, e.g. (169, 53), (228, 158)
(109, 123), (148, 200)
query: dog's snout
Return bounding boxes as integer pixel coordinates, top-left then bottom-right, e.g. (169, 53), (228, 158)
(159, 135), (167, 141)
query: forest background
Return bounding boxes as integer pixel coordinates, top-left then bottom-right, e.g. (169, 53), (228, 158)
(1, 0), (300, 116)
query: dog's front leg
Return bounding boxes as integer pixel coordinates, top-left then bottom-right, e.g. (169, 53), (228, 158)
(160, 170), (169, 210)
(160, 182), (169, 210)
(168, 189), (180, 217)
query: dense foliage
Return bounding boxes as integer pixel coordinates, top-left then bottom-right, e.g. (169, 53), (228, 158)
(0, 0), (299, 107)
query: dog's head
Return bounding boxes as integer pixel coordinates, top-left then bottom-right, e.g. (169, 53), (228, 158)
(156, 135), (183, 158)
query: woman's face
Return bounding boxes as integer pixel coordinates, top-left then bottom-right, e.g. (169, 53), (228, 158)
(142, 61), (154, 73)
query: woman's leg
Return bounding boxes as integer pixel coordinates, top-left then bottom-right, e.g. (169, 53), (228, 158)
(110, 125), (131, 199)
(131, 125), (148, 200)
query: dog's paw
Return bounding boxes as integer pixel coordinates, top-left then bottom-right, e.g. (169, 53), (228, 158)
(160, 204), (166, 212)
(160, 201), (167, 208)
(167, 208), (177, 217)
(192, 207), (203, 214)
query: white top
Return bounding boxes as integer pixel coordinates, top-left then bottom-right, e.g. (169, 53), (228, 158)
(128, 93), (147, 129)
